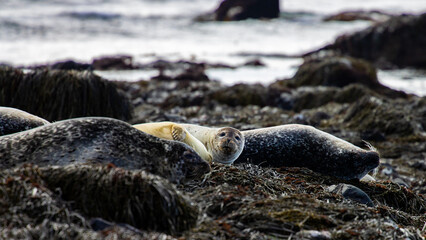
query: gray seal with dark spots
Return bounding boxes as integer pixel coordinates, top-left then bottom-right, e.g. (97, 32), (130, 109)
(0, 117), (210, 183)
(234, 124), (380, 180)
(0, 107), (50, 136)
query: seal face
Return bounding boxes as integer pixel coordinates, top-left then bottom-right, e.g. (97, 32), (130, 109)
(179, 124), (245, 165)
(0, 117), (210, 183)
(210, 127), (245, 165)
(234, 124), (379, 180)
(0, 107), (50, 136)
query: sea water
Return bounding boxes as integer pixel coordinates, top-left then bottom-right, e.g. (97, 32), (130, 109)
(0, 0), (425, 95)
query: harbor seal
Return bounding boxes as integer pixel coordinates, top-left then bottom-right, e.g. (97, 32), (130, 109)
(180, 123), (245, 165)
(133, 122), (212, 163)
(0, 117), (210, 183)
(234, 124), (380, 180)
(0, 107), (50, 136)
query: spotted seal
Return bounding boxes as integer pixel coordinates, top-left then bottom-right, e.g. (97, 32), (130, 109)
(0, 107), (50, 136)
(234, 124), (380, 180)
(0, 117), (210, 183)
(133, 122), (212, 163)
(179, 123), (245, 165)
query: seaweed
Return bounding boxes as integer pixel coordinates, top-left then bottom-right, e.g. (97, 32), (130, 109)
(0, 66), (133, 121)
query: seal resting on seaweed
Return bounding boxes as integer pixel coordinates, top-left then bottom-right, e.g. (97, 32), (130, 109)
(134, 122), (245, 165)
(0, 107), (50, 136)
(0, 117), (210, 183)
(180, 124), (245, 165)
(133, 122), (212, 163)
(234, 124), (380, 180)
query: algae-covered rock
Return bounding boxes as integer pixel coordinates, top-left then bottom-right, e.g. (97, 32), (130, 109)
(0, 165), (91, 239)
(285, 56), (380, 89)
(210, 83), (284, 107)
(324, 13), (426, 69)
(0, 66), (133, 121)
(273, 56), (407, 100)
(39, 164), (199, 235)
(344, 96), (419, 136)
(181, 164), (425, 239)
(0, 165), (185, 238)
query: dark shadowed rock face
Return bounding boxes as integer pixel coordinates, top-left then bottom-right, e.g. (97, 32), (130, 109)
(274, 55), (407, 99)
(196, 0), (280, 21)
(0, 66), (133, 121)
(287, 56), (380, 88)
(325, 13), (426, 69)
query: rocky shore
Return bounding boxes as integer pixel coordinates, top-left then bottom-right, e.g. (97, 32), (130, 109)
(0, 11), (425, 240)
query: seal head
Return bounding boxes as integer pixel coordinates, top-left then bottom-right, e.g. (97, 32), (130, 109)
(210, 127), (245, 165)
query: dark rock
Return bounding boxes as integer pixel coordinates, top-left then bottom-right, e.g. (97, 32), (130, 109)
(151, 63), (209, 81)
(0, 66), (133, 121)
(92, 55), (134, 70)
(174, 63), (209, 81)
(286, 56), (381, 88)
(50, 60), (92, 71)
(323, 13), (426, 69)
(360, 129), (386, 142)
(195, 0), (280, 21)
(243, 58), (266, 67)
(40, 165), (199, 235)
(344, 96), (420, 136)
(328, 184), (375, 207)
(323, 10), (393, 23)
(275, 56), (407, 99)
(411, 161), (426, 171)
(209, 83), (283, 107)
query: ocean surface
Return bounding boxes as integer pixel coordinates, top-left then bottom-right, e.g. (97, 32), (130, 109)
(1, 0), (425, 95)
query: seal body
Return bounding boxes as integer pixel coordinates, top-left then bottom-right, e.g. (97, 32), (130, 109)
(0, 117), (210, 183)
(180, 124), (245, 165)
(133, 122), (212, 162)
(0, 107), (50, 136)
(234, 124), (379, 180)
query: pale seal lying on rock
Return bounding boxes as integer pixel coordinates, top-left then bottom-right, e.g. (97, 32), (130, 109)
(133, 122), (212, 162)
(178, 123), (244, 165)
(0, 107), (50, 136)
(0, 117), (210, 183)
(235, 124), (380, 180)
(133, 122), (245, 165)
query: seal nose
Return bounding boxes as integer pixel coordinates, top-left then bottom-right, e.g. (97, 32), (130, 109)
(364, 151), (380, 169)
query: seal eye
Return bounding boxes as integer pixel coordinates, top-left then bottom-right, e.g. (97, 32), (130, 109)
(235, 136), (240, 141)
(219, 132), (226, 137)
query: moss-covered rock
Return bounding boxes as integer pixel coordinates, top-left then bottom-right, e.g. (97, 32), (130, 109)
(0, 164), (198, 237)
(324, 13), (426, 69)
(209, 83), (283, 107)
(343, 96), (419, 136)
(39, 164), (199, 235)
(284, 56), (380, 89)
(0, 66), (133, 121)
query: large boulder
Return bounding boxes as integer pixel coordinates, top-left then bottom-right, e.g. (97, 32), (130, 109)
(196, 0), (280, 21)
(273, 56), (407, 98)
(0, 66), (133, 121)
(322, 13), (426, 69)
